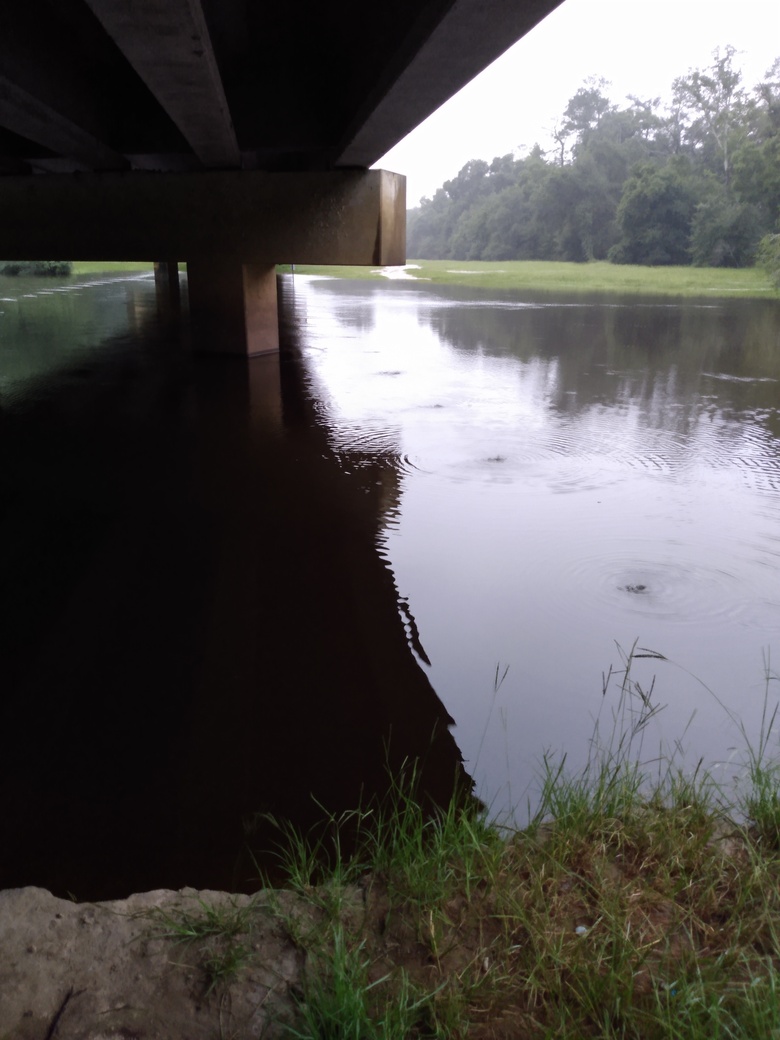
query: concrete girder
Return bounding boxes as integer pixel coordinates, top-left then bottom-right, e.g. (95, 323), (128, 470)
(0, 169), (405, 265)
(0, 76), (128, 172)
(0, 0), (563, 177)
(83, 0), (240, 169)
(336, 0), (567, 167)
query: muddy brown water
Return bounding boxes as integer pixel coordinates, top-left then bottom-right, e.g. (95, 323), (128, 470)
(1, 272), (779, 898)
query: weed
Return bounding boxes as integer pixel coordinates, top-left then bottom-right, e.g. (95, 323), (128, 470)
(737, 653), (780, 847)
(285, 928), (433, 1040)
(200, 940), (252, 995)
(150, 896), (253, 943)
(258, 805), (373, 901)
(147, 896), (255, 994)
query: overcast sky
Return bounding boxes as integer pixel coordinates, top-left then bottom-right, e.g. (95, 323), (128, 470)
(375, 0), (779, 207)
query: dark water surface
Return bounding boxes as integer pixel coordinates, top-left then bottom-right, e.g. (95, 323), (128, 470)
(0, 273), (465, 899)
(1, 272), (779, 897)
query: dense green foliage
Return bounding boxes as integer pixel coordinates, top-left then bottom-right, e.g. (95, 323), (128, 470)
(758, 233), (780, 287)
(408, 48), (780, 268)
(0, 260), (72, 276)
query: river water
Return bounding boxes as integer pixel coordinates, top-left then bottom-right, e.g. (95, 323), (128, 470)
(1, 271), (779, 897)
(295, 275), (780, 808)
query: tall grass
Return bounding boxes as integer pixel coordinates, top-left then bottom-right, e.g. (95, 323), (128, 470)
(284, 928), (431, 1040)
(261, 644), (780, 1039)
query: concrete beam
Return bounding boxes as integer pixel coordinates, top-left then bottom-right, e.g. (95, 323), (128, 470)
(0, 76), (127, 171)
(83, 0), (239, 169)
(337, 0), (566, 167)
(0, 169), (406, 265)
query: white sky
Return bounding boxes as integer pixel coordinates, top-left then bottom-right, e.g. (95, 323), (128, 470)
(375, 0), (780, 207)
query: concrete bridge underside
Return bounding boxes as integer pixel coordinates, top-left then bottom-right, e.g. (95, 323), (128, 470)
(0, 0), (563, 354)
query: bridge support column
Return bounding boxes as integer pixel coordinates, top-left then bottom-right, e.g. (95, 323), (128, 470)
(186, 260), (279, 356)
(154, 261), (180, 302)
(154, 260), (181, 324)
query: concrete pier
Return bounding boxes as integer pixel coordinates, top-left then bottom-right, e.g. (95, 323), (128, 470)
(187, 262), (279, 356)
(0, 169), (405, 356)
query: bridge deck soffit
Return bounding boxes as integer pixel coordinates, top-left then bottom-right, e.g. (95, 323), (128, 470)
(0, 0), (563, 179)
(83, 0), (240, 169)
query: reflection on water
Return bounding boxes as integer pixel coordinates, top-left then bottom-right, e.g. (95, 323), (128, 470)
(300, 277), (780, 810)
(0, 274), (467, 899)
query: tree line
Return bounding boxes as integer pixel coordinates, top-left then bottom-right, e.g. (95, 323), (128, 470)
(0, 261), (72, 276)
(407, 47), (780, 268)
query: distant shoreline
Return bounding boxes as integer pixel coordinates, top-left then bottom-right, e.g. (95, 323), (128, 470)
(63, 259), (777, 300)
(280, 259), (777, 299)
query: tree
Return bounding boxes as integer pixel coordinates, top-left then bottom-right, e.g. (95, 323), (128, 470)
(690, 189), (762, 266)
(0, 260), (72, 276)
(486, 153), (520, 192)
(550, 122), (571, 167)
(406, 47), (780, 267)
(407, 190), (453, 259)
(672, 45), (746, 186)
(442, 160), (490, 203)
(609, 161), (700, 265)
(564, 78), (615, 149)
(449, 151), (556, 261)
(540, 157), (620, 261)
(626, 96), (663, 140)
(756, 233), (780, 288)
(731, 58), (780, 232)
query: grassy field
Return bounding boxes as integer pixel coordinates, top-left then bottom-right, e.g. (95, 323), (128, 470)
(281, 259), (777, 299)
(71, 260), (154, 275)
(66, 260), (776, 299)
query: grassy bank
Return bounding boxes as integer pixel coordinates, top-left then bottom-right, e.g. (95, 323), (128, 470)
(65, 260), (776, 298)
(71, 260), (154, 275)
(155, 652), (780, 1039)
(281, 259), (777, 299)
(261, 766), (780, 1039)
(156, 762), (780, 1039)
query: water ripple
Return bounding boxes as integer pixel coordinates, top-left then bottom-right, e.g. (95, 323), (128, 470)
(568, 547), (747, 625)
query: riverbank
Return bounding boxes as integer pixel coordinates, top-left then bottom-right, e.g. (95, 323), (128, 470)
(254, 757), (780, 1039)
(3, 754), (779, 1039)
(70, 260), (153, 275)
(64, 259), (777, 299)
(283, 258), (777, 298)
